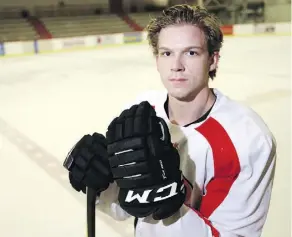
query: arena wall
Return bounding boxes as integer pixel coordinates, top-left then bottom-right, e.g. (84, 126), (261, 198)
(0, 22), (290, 57)
(0, 0), (110, 14)
(265, 3), (291, 22)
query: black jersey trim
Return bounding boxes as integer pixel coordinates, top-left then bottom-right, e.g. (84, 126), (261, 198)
(163, 89), (216, 127)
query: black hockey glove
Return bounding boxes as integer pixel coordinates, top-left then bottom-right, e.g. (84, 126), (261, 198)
(106, 101), (186, 220)
(63, 133), (113, 194)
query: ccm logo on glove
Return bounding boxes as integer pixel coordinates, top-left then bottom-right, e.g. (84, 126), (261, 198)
(125, 181), (184, 204)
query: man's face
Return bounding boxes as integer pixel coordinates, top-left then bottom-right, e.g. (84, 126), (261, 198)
(156, 24), (217, 101)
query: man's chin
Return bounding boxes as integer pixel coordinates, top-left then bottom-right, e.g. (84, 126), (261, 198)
(168, 90), (194, 102)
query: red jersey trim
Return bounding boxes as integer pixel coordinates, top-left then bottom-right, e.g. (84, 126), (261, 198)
(195, 117), (241, 218)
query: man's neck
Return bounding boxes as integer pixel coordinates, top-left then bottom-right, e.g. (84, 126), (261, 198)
(168, 87), (216, 126)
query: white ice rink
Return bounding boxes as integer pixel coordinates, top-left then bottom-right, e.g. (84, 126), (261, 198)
(0, 35), (291, 237)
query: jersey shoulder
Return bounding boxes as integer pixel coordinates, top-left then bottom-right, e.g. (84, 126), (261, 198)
(211, 89), (276, 146)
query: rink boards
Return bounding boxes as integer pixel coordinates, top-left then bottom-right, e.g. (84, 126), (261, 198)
(0, 21), (290, 57)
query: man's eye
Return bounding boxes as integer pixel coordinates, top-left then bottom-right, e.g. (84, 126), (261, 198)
(187, 51), (198, 56)
(161, 52), (171, 56)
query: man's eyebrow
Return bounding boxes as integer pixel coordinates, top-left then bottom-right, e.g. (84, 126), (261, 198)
(158, 46), (203, 50)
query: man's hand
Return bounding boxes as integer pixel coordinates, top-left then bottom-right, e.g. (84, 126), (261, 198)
(106, 101), (186, 220)
(63, 133), (113, 194)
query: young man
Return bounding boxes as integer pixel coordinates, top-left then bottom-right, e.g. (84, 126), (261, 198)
(64, 4), (276, 237)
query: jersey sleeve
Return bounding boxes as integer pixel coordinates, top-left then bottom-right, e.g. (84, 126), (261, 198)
(178, 120), (275, 237)
(196, 118), (276, 237)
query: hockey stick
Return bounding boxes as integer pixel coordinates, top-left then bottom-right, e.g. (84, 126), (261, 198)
(87, 187), (96, 237)
(62, 143), (97, 237)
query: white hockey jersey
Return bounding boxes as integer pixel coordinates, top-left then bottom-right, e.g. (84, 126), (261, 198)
(96, 88), (276, 237)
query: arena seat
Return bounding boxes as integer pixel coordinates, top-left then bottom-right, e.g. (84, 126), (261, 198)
(129, 12), (161, 30)
(41, 14), (134, 38)
(0, 19), (38, 42)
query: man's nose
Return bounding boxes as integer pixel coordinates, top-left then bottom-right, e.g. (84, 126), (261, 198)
(171, 56), (185, 72)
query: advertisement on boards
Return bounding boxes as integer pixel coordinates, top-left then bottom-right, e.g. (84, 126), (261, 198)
(96, 34), (116, 45)
(254, 23), (275, 34)
(221, 25), (233, 35)
(0, 42), (4, 56)
(62, 37), (86, 49)
(123, 32), (143, 43)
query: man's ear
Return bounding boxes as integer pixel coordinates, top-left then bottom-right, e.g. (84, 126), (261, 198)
(209, 52), (220, 72)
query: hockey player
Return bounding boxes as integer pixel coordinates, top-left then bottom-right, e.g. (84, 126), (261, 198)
(64, 4), (276, 237)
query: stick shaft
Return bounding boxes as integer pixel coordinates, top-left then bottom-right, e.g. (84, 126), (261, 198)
(87, 187), (96, 237)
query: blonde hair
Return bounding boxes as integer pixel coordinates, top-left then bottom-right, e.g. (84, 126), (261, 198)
(146, 4), (223, 79)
